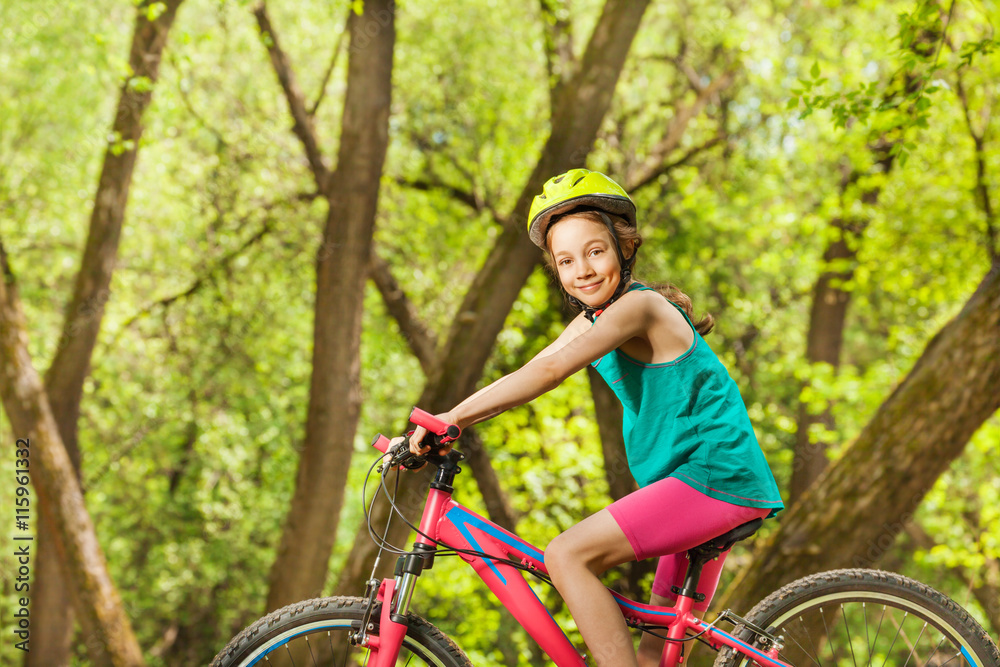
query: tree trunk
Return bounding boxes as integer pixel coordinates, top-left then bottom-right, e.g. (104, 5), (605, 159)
(264, 0), (395, 612)
(27, 2), (185, 663)
(335, 0), (653, 597)
(1, 252), (145, 666)
(716, 259), (1000, 616)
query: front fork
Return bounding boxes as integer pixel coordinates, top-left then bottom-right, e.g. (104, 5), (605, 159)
(351, 552), (427, 665)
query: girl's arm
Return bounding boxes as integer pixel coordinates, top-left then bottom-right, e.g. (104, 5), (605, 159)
(445, 291), (653, 431)
(450, 311), (591, 412)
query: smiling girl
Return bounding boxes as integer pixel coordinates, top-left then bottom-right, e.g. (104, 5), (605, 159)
(405, 169), (783, 666)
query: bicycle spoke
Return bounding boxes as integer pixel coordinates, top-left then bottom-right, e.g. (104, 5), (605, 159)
(820, 607), (833, 662)
(304, 635), (317, 665)
(900, 621), (927, 667)
(329, 631), (343, 667)
(878, 611), (908, 667)
(790, 616), (823, 667)
(841, 603), (858, 666)
(923, 633), (948, 667)
(863, 602), (871, 663)
(866, 604), (887, 667)
(789, 614), (824, 667)
(936, 651), (966, 666)
(284, 643), (297, 667)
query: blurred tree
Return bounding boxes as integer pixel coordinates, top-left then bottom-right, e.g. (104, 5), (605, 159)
(250, 0), (397, 613)
(0, 1), (185, 665)
(0, 251), (147, 665)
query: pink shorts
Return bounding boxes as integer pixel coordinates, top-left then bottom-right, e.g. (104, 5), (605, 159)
(607, 476), (770, 612)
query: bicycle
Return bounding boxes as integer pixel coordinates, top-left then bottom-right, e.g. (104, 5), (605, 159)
(212, 408), (1000, 667)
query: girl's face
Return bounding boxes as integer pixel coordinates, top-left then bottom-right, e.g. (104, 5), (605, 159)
(548, 215), (623, 307)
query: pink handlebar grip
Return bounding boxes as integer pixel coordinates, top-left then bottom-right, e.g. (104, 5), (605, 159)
(409, 407), (461, 440)
(371, 434), (392, 453)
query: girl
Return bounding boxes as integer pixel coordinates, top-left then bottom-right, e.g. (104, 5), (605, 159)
(406, 169), (784, 666)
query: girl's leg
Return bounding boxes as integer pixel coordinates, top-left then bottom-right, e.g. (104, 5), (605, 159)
(607, 478), (773, 665)
(545, 509), (640, 667)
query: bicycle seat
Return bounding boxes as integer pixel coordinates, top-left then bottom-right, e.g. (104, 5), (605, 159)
(691, 518), (763, 555)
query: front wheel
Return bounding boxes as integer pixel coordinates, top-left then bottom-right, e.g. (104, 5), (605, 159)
(713, 568), (1000, 667)
(211, 596), (472, 667)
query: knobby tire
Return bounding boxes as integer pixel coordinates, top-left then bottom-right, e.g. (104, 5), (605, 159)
(211, 596), (472, 667)
(712, 568), (999, 667)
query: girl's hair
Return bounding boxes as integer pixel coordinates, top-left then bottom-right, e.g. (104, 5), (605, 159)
(545, 209), (715, 336)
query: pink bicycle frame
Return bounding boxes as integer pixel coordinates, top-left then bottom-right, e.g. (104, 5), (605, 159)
(366, 483), (792, 667)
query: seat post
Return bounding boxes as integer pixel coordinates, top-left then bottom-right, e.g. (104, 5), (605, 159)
(671, 550), (713, 605)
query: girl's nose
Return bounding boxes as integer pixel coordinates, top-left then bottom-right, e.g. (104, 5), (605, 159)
(577, 261), (595, 279)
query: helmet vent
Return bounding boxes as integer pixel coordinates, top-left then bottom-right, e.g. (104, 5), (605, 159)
(553, 175), (565, 183)
(572, 175), (586, 187)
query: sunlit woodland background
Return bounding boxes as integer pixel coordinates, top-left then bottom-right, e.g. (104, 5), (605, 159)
(1, 0), (998, 665)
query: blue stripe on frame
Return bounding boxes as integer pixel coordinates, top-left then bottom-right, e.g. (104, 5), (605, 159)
(446, 506), (546, 568)
(447, 507), (512, 584)
(614, 596), (677, 620)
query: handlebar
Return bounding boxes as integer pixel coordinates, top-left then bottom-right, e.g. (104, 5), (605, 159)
(370, 407), (462, 471)
(409, 407), (461, 440)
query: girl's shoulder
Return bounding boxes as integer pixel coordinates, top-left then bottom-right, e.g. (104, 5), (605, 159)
(614, 283), (677, 317)
(614, 287), (695, 354)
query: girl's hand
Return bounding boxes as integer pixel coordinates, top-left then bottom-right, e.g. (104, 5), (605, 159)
(408, 412), (459, 457)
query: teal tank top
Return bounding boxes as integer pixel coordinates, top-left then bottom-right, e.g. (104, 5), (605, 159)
(591, 283), (784, 517)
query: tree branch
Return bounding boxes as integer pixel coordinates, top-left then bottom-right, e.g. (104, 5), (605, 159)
(626, 70), (734, 191)
(169, 52), (228, 147)
(395, 177), (480, 212)
(308, 5), (352, 116)
(253, 1), (330, 191)
(115, 211), (277, 335)
(627, 134), (725, 192)
(956, 73), (998, 266)
(539, 0), (575, 110)
(395, 175), (509, 228)
(368, 251), (438, 374)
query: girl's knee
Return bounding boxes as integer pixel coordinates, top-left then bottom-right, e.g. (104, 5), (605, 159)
(544, 532), (573, 575)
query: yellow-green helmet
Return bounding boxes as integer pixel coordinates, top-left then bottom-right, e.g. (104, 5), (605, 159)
(527, 169), (636, 248)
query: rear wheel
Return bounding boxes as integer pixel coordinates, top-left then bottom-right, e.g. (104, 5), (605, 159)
(713, 569), (1000, 667)
(211, 596), (472, 667)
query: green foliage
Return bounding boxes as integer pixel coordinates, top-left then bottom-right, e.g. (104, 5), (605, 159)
(1, 0), (997, 664)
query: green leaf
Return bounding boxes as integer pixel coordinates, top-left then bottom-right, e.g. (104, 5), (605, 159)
(145, 1), (166, 22)
(810, 61), (820, 79)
